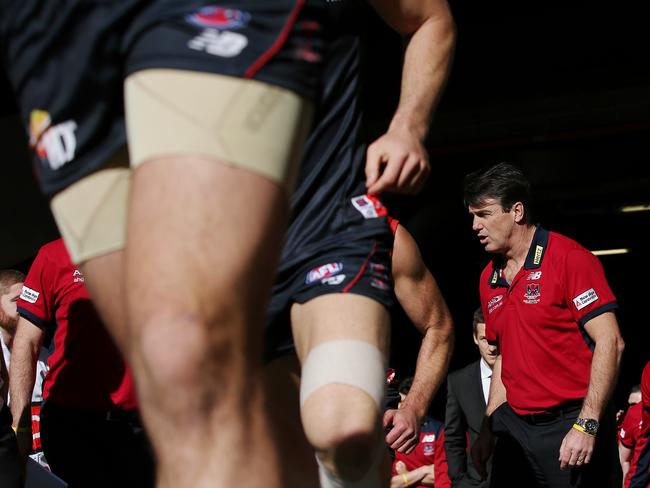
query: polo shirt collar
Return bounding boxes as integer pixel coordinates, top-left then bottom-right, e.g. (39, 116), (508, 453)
(487, 225), (549, 288)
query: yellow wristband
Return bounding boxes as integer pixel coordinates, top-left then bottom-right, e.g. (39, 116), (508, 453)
(402, 473), (409, 487)
(572, 423), (595, 437)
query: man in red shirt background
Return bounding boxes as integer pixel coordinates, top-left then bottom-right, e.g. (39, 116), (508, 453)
(466, 163), (624, 488)
(9, 239), (154, 487)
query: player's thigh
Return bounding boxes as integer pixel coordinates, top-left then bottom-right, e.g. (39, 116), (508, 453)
(290, 293), (390, 361)
(126, 158), (290, 317)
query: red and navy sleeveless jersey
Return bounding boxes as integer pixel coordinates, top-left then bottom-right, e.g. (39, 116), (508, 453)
(17, 239), (136, 411)
(479, 227), (617, 414)
(279, 2), (393, 272)
(393, 417), (451, 488)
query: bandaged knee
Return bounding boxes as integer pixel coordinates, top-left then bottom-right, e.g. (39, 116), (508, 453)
(300, 340), (387, 488)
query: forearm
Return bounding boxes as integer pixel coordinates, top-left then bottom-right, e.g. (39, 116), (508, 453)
(485, 355), (506, 416)
(402, 325), (454, 418)
(391, 469), (427, 488)
(580, 336), (623, 420)
(9, 337), (39, 428)
(389, 10), (455, 140)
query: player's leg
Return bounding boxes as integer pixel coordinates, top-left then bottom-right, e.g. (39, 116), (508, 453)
(121, 70), (311, 488)
(292, 293), (391, 487)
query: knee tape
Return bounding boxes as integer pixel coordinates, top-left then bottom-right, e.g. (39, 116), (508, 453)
(50, 160), (130, 264)
(299, 340), (387, 409)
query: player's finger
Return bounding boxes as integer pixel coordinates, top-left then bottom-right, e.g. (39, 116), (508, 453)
(367, 152), (407, 195)
(365, 146), (384, 188)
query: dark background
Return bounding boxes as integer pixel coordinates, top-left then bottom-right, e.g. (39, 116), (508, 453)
(1, 1), (649, 418)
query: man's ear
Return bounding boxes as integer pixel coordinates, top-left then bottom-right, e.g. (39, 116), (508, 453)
(511, 201), (525, 224)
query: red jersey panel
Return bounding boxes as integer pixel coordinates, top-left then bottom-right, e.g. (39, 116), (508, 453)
(393, 417), (451, 488)
(479, 227), (617, 414)
(643, 361), (650, 434)
(17, 239), (136, 410)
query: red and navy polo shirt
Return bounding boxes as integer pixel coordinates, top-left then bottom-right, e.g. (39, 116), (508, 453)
(641, 361), (650, 434)
(479, 226), (617, 415)
(620, 402), (646, 488)
(628, 362), (650, 487)
(393, 417), (451, 488)
(17, 239), (136, 411)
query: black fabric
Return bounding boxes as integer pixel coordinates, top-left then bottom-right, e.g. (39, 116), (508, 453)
(0, 0), (342, 195)
(0, 403), (22, 488)
(490, 402), (621, 488)
(40, 401), (155, 488)
(265, 6), (395, 358)
(445, 360), (490, 487)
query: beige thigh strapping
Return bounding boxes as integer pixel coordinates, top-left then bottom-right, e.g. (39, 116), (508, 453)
(50, 149), (130, 264)
(51, 70), (313, 263)
(125, 69), (313, 188)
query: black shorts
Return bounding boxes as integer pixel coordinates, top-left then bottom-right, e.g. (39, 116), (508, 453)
(0, 403), (22, 488)
(0, 0), (326, 195)
(265, 228), (395, 361)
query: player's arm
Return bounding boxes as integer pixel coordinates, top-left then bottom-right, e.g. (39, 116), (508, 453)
(391, 462), (428, 488)
(471, 354), (506, 480)
(384, 224), (454, 453)
(365, 0), (455, 195)
(559, 311), (624, 469)
(9, 316), (45, 459)
(619, 443), (633, 480)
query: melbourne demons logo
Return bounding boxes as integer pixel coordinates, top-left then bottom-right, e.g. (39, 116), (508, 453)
(524, 283), (541, 304)
(186, 6), (251, 29)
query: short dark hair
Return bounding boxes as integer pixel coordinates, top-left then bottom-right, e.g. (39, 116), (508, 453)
(0, 269), (25, 295)
(398, 377), (414, 396)
(630, 384), (641, 395)
(463, 162), (534, 222)
(472, 307), (485, 334)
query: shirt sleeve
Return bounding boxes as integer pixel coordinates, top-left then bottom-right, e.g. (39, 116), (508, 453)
(563, 248), (617, 326)
(619, 407), (638, 448)
(17, 247), (55, 329)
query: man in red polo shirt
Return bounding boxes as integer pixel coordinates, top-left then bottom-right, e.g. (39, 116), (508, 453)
(9, 239), (154, 487)
(465, 163), (624, 488)
(625, 361), (650, 487)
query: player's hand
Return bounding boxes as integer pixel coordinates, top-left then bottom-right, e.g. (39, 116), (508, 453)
(365, 129), (430, 196)
(384, 406), (420, 454)
(470, 430), (495, 480)
(559, 427), (595, 470)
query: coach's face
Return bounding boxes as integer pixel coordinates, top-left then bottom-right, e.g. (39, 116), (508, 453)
(0, 282), (22, 333)
(468, 198), (517, 254)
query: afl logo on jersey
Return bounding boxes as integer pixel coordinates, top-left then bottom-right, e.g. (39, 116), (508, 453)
(186, 6), (251, 30)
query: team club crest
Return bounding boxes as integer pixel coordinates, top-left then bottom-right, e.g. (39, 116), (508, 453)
(305, 262), (344, 285)
(186, 6), (251, 29)
(524, 283), (541, 304)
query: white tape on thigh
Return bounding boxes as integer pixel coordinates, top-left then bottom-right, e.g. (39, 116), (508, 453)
(300, 340), (387, 409)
